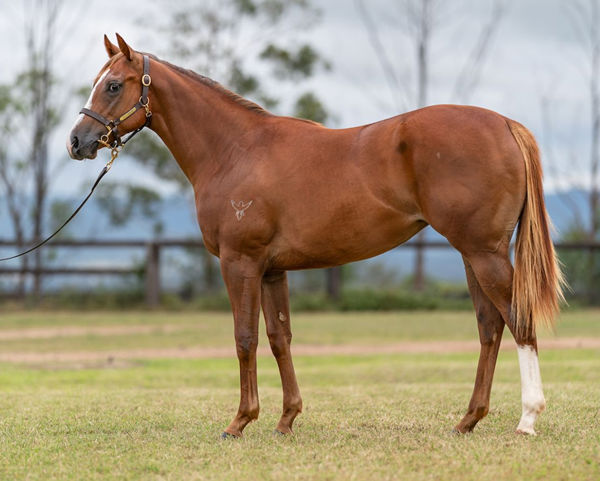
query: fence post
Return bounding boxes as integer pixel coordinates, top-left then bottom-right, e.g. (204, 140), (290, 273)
(146, 242), (160, 307)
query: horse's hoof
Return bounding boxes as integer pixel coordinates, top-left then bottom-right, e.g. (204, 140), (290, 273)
(273, 429), (288, 436)
(451, 425), (469, 435)
(221, 432), (238, 440)
(515, 428), (536, 436)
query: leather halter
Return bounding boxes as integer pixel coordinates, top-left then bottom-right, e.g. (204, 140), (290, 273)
(0, 56), (154, 263)
(80, 54), (153, 153)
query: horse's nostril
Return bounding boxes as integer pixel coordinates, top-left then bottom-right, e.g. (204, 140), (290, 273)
(71, 135), (79, 149)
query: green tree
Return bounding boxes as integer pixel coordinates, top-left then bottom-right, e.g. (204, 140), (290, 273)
(294, 92), (329, 124)
(0, 0), (68, 299)
(0, 84), (29, 296)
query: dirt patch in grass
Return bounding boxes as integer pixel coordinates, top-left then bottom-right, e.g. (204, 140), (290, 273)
(0, 337), (598, 366)
(0, 324), (183, 340)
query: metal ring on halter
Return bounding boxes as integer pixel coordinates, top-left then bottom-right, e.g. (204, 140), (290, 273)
(139, 96), (152, 117)
(141, 74), (151, 87)
(99, 129), (113, 149)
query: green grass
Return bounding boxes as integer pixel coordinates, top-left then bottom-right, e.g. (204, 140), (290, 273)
(0, 308), (597, 354)
(0, 351), (599, 481)
(0, 309), (598, 480)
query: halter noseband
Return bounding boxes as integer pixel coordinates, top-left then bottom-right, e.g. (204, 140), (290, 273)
(80, 54), (153, 163)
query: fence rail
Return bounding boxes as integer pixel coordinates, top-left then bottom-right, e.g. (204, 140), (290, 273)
(0, 238), (598, 305)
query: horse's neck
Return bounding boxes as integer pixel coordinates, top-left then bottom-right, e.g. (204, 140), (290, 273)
(148, 61), (264, 187)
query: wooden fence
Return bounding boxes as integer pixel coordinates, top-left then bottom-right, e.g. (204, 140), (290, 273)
(0, 238), (598, 306)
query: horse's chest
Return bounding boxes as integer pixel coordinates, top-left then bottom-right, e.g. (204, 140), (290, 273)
(194, 201), (221, 257)
(194, 197), (271, 258)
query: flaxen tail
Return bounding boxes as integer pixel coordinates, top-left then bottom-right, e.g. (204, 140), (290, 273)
(506, 119), (566, 336)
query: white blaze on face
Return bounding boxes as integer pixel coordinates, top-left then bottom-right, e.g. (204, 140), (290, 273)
(70, 68), (111, 132)
(516, 344), (546, 435)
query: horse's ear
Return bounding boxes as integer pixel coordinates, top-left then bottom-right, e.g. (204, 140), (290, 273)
(104, 34), (120, 58)
(115, 33), (133, 61)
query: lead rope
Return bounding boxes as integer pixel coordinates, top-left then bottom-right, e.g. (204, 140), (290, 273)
(0, 150), (119, 262)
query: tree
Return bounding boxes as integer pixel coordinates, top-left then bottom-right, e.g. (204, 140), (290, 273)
(356, 0), (506, 290)
(0, 0), (67, 299)
(545, 0), (600, 304)
(0, 86), (29, 296)
(155, 0), (328, 109)
(566, 0), (600, 241)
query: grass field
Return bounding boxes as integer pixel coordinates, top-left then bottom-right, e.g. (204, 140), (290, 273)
(0, 309), (598, 480)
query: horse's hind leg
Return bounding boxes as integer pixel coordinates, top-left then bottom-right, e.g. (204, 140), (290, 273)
(454, 256), (505, 433)
(465, 250), (546, 435)
(261, 271), (302, 434)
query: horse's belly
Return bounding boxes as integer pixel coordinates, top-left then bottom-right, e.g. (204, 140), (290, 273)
(269, 205), (424, 270)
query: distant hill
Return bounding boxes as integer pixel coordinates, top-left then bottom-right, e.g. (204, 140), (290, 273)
(0, 189), (589, 285)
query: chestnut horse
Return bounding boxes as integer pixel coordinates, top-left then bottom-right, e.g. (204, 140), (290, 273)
(68, 34), (564, 437)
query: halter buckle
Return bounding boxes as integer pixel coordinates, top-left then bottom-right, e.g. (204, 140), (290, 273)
(141, 74), (152, 87)
(106, 145), (122, 171)
(99, 127), (113, 149)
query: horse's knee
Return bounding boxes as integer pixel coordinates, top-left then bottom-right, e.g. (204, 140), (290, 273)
(268, 338), (284, 358)
(267, 330), (291, 357)
(235, 335), (258, 361)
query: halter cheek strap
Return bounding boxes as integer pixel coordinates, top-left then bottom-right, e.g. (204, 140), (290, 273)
(80, 54), (153, 151)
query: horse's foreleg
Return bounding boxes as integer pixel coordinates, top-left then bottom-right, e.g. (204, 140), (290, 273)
(261, 271), (302, 434)
(467, 252), (546, 435)
(221, 257), (263, 438)
(455, 258), (505, 433)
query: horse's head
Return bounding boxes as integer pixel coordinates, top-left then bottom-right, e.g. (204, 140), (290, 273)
(67, 34), (152, 160)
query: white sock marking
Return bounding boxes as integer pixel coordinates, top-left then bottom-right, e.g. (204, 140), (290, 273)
(516, 344), (546, 435)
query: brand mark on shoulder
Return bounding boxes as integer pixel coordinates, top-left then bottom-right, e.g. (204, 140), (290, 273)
(231, 200), (253, 221)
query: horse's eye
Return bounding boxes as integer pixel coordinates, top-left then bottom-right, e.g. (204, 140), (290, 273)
(107, 82), (121, 93)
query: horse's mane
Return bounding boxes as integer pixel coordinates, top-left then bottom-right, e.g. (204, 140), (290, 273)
(147, 54), (272, 117)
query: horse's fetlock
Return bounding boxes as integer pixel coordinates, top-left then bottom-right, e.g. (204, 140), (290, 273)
(288, 396), (303, 414)
(472, 405), (489, 419)
(246, 405), (260, 421)
(523, 396), (545, 414)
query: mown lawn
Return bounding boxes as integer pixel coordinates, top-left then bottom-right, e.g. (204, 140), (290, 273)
(0, 308), (597, 353)
(0, 309), (598, 480)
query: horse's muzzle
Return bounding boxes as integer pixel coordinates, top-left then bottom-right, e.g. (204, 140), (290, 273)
(67, 134), (98, 160)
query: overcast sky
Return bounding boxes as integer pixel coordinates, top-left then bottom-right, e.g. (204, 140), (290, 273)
(0, 0), (592, 196)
